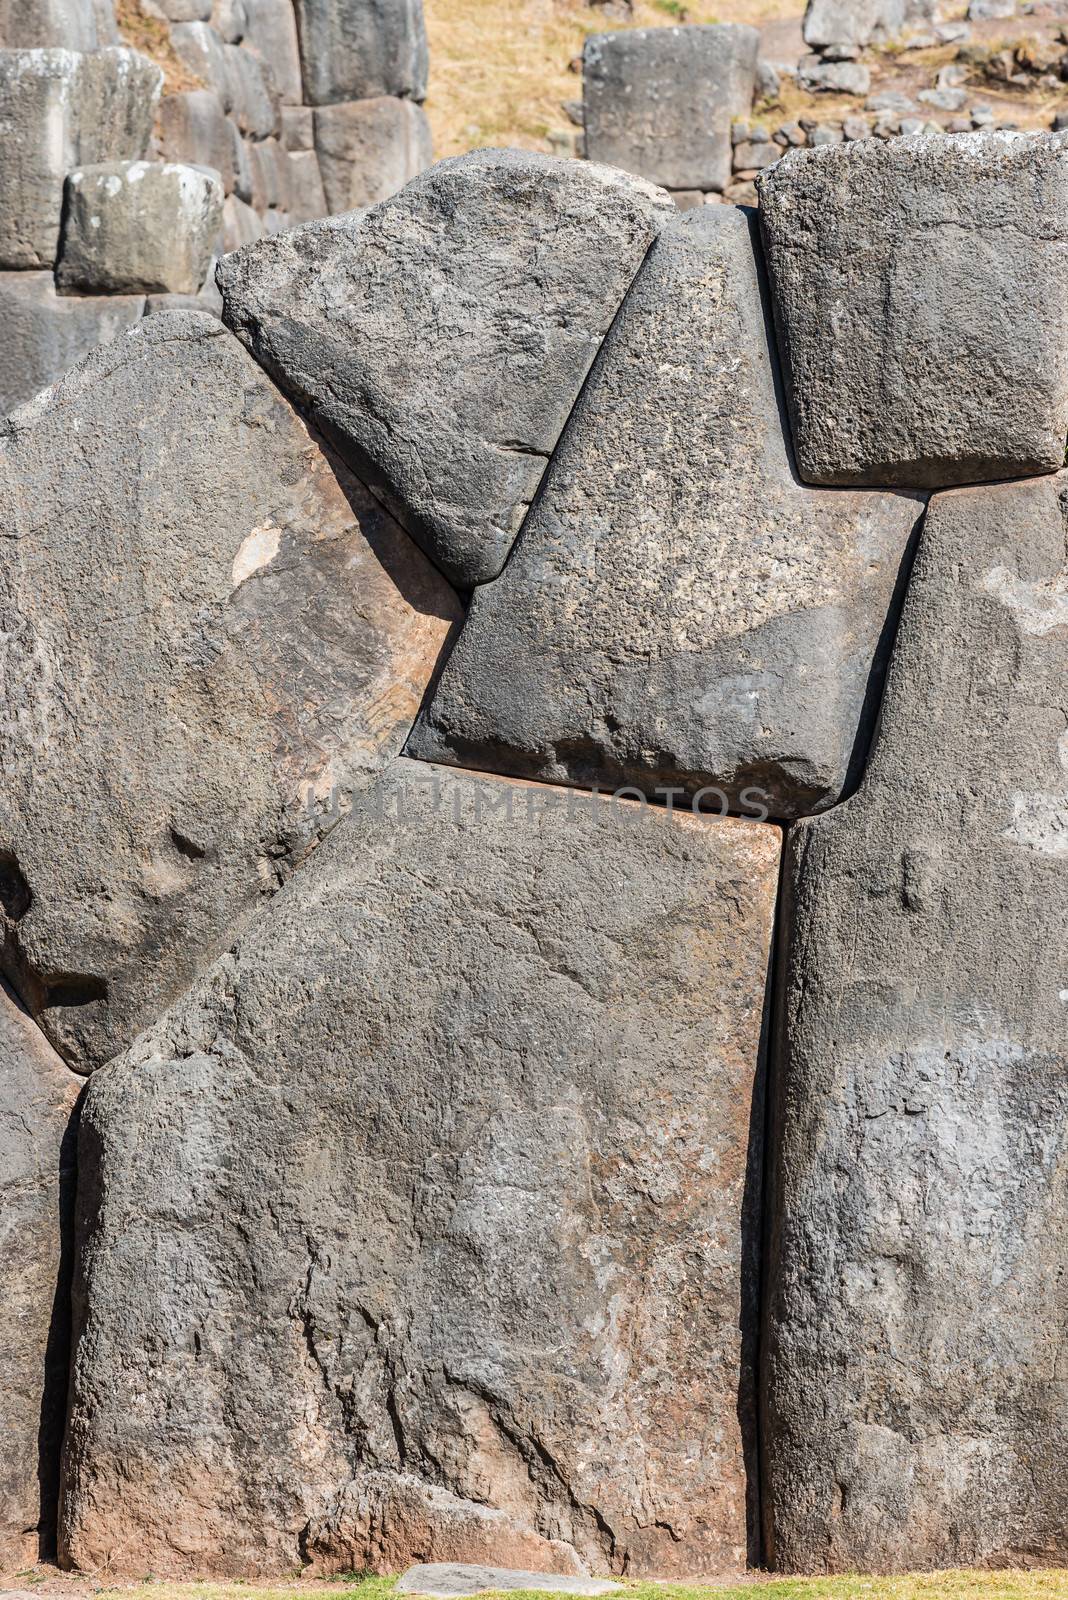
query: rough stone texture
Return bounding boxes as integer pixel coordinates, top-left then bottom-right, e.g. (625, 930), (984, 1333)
(241, 0), (301, 103)
(583, 25), (760, 192)
(397, 1566), (622, 1597)
(293, 0), (428, 107)
(0, 271), (145, 418)
(411, 207), (923, 819)
(763, 471), (1068, 1573)
(57, 161), (224, 295)
(0, 47), (161, 268)
(0, 979), (80, 1567)
(0, 312), (460, 1072)
(757, 133), (1068, 488)
(288, 148), (328, 221)
(158, 89), (236, 193)
(218, 150), (673, 588)
(313, 96), (432, 211)
(60, 759), (780, 1578)
(223, 39), (280, 137)
(0, 0), (110, 48)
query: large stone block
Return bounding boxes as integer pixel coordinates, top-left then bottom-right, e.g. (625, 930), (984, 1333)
(218, 150), (673, 588)
(411, 208), (922, 819)
(57, 161), (224, 295)
(293, 0), (427, 106)
(242, 0), (301, 103)
(0, 312), (460, 1071)
(0, 980), (80, 1567)
(757, 132), (1068, 487)
(0, 0), (103, 48)
(583, 25), (759, 192)
(802, 0), (905, 52)
(0, 271), (144, 417)
(763, 472), (1068, 1572)
(60, 759), (780, 1577)
(313, 96), (431, 212)
(0, 47), (162, 268)
(158, 88), (236, 193)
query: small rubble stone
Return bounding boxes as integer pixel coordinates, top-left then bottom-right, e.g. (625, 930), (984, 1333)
(293, 0), (429, 106)
(757, 133), (1068, 487)
(798, 55), (871, 94)
(313, 97), (433, 212)
(898, 116), (925, 134)
(57, 160), (224, 295)
(918, 86), (967, 110)
(867, 90), (916, 112)
(733, 139), (779, 169)
(219, 150), (673, 588)
(755, 57), (780, 99)
(397, 1569), (623, 1599)
(775, 120), (806, 145)
(809, 123), (843, 144)
(968, 0), (1015, 15)
(842, 115), (870, 139)
(584, 24), (760, 191)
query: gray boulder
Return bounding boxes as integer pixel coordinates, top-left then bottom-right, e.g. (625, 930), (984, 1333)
(0, 47), (161, 268)
(218, 150), (673, 588)
(0, 312), (460, 1071)
(803, 0), (905, 52)
(763, 470), (1068, 1571)
(757, 133), (1068, 487)
(57, 161), (224, 295)
(60, 758), (780, 1577)
(0, 271), (144, 417)
(583, 25), (760, 192)
(0, 979), (80, 1567)
(158, 88), (237, 192)
(313, 96), (432, 212)
(410, 208), (923, 819)
(241, 0), (301, 103)
(796, 55), (870, 94)
(293, 0), (428, 106)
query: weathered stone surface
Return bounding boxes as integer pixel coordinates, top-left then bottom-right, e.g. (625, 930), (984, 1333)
(757, 132), (1068, 487)
(0, 979), (80, 1567)
(796, 55), (870, 94)
(57, 161), (224, 295)
(763, 471), (1068, 1572)
(293, 0), (428, 106)
(159, 89), (236, 193)
(0, 47), (161, 268)
(221, 190), (263, 248)
(0, 0), (103, 48)
(218, 150), (673, 588)
(287, 148), (327, 221)
(803, 0), (904, 52)
(0, 312), (460, 1072)
(224, 38), (280, 137)
(313, 96), (432, 212)
(411, 208), (922, 819)
(242, 0), (301, 103)
(398, 1565), (622, 1597)
(583, 25), (759, 192)
(61, 759), (780, 1577)
(0, 271), (144, 417)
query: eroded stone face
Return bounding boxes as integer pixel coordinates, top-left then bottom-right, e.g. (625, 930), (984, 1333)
(61, 760), (780, 1578)
(764, 472), (1068, 1573)
(583, 24), (759, 192)
(757, 132), (1068, 487)
(312, 96), (432, 212)
(0, 979), (80, 1567)
(0, 312), (460, 1071)
(293, 0), (428, 106)
(57, 161), (224, 296)
(0, 271), (145, 418)
(0, 47), (161, 269)
(217, 149), (674, 588)
(410, 207), (923, 819)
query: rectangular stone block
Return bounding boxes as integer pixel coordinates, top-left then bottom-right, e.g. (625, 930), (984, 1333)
(583, 24), (759, 192)
(764, 471), (1068, 1571)
(241, 0), (301, 103)
(158, 88), (236, 194)
(757, 132), (1068, 487)
(0, 270), (144, 417)
(0, 980), (80, 1567)
(294, 0), (428, 106)
(313, 95), (431, 212)
(60, 760), (780, 1578)
(57, 160), (224, 295)
(0, 46), (161, 268)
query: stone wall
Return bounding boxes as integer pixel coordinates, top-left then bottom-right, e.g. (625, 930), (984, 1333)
(0, 0), (430, 414)
(0, 134), (1066, 1579)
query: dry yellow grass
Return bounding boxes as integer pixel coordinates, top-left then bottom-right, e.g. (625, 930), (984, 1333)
(422, 0), (790, 157)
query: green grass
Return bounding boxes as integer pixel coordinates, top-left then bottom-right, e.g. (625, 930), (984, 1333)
(65, 1568), (1068, 1600)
